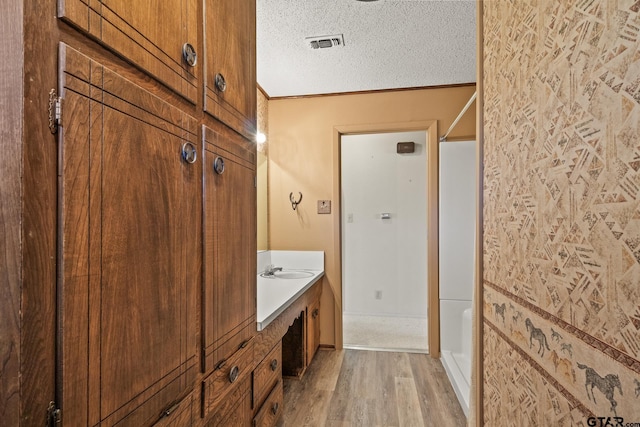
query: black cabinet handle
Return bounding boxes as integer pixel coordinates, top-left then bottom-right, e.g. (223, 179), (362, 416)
(271, 402), (279, 415)
(270, 359), (278, 371)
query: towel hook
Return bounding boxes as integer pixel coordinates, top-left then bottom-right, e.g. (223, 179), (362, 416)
(289, 192), (303, 210)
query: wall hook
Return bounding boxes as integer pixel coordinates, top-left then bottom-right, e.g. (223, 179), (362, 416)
(289, 192), (303, 210)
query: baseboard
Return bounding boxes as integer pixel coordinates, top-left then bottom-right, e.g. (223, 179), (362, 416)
(318, 344), (336, 350)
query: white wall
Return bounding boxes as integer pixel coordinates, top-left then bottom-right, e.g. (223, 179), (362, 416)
(341, 131), (428, 317)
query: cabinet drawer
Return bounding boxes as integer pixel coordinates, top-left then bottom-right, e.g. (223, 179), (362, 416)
(253, 342), (282, 410)
(253, 380), (283, 427)
(153, 391), (197, 427)
(204, 376), (251, 427)
(202, 340), (254, 419)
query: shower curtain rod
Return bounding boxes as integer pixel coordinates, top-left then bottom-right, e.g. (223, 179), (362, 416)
(440, 91), (477, 142)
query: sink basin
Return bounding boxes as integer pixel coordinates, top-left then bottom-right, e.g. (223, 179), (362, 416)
(261, 270), (315, 279)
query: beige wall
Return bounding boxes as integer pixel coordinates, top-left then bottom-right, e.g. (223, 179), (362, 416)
(257, 89), (269, 250)
(268, 86), (476, 347)
(483, 0), (640, 423)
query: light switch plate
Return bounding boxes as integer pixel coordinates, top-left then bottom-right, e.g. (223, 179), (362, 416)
(317, 200), (331, 214)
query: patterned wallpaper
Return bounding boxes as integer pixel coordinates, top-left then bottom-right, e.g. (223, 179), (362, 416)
(483, 0), (640, 424)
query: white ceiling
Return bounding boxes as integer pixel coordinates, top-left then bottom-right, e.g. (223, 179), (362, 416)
(256, 0), (477, 98)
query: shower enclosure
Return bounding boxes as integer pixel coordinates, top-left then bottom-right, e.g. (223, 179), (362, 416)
(439, 140), (476, 416)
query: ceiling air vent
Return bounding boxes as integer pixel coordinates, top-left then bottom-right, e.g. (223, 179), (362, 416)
(306, 34), (345, 50)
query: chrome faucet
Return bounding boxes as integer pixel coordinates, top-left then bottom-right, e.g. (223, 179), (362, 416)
(262, 264), (283, 276)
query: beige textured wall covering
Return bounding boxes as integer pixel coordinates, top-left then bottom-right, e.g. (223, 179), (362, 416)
(483, 0), (640, 423)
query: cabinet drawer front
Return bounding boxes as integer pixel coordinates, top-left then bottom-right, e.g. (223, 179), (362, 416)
(253, 381), (283, 427)
(203, 377), (251, 427)
(253, 342), (282, 411)
(202, 340), (254, 418)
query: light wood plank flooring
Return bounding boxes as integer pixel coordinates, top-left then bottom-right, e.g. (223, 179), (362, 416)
(276, 349), (466, 426)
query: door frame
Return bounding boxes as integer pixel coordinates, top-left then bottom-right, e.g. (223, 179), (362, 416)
(332, 120), (441, 357)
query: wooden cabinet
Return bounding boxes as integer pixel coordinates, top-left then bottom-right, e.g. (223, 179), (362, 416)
(202, 125), (257, 372)
(11, 1), (259, 425)
(58, 0), (199, 102)
(306, 299), (321, 365)
(204, 0), (257, 139)
(57, 44), (200, 426)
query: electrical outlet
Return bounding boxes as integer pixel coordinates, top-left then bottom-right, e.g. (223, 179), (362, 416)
(317, 200), (331, 214)
(375, 290), (382, 300)
(347, 213), (354, 223)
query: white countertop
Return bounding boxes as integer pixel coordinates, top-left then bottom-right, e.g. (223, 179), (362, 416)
(256, 251), (324, 331)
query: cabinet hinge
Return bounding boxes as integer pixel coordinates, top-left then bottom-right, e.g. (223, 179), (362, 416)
(48, 89), (62, 134)
(48, 401), (61, 426)
(254, 176), (257, 188)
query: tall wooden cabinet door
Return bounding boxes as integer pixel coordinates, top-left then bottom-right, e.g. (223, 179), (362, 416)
(57, 0), (199, 102)
(203, 0), (257, 140)
(57, 44), (200, 427)
(203, 125), (257, 371)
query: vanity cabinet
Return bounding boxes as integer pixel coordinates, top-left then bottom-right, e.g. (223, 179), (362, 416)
(306, 299), (321, 365)
(204, 0), (257, 140)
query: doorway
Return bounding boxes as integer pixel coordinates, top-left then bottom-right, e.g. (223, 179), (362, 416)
(341, 131), (428, 352)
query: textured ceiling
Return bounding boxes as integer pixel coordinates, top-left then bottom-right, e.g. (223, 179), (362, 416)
(257, 0), (477, 98)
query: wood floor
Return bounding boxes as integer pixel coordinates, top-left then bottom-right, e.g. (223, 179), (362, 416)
(276, 349), (466, 427)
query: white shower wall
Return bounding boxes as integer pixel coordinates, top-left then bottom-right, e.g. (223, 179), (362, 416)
(439, 140), (476, 417)
(341, 131), (428, 318)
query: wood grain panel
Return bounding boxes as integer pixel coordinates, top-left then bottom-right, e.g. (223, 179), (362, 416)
(203, 377), (251, 427)
(58, 44), (199, 426)
(0, 1), (23, 424)
(202, 123), (256, 373)
(152, 390), (198, 427)
(20, 1), (60, 424)
(58, 0), (198, 103)
(203, 0), (256, 139)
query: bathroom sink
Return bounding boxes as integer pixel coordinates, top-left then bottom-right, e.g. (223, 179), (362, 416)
(261, 270), (315, 279)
